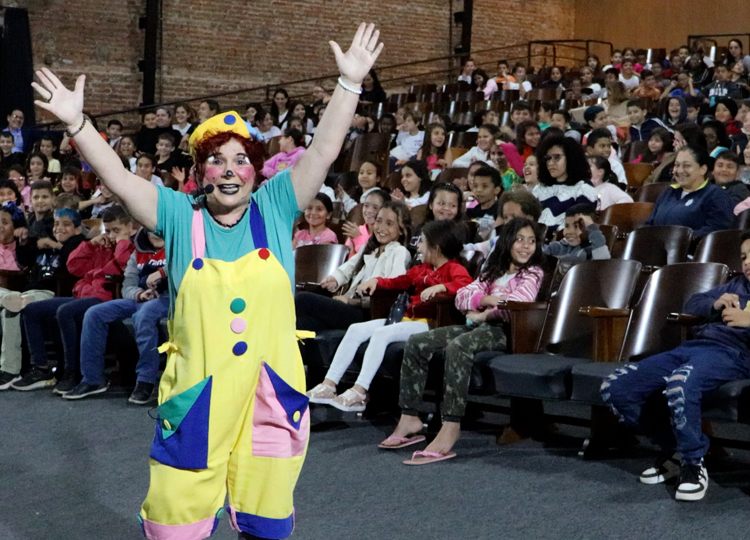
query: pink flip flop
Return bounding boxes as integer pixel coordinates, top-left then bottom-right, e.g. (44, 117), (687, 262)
(403, 450), (457, 465)
(378, 435), (426, 450)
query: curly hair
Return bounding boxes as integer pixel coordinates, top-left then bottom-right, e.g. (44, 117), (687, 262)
(192, 131), (266, 186)
(536, 135), (592, 186)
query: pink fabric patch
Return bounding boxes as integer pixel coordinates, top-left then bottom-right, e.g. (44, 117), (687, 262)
(230, 317), (247, 334)
(252, 367), (309, 458)
(141, 515), (215, 540)
(191, 209), (206, 260)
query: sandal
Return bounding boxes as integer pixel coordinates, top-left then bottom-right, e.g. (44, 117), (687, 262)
(403, 450), (457, 466)
(378, 435), (426, 450)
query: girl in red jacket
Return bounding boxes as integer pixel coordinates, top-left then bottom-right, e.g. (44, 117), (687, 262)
(306, 219), (472, 412)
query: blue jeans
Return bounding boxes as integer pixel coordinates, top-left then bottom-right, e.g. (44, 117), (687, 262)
(23, 297), (103, 376)
(601, 339), (750, 465)
(80, 295), (170, 385)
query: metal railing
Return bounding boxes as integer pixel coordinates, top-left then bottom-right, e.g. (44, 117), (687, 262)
(35, 38), (612, 130)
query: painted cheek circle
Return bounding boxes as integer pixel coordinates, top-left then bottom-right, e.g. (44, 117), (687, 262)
(204, 166), (223, 184)
(235, 167), (254, 184)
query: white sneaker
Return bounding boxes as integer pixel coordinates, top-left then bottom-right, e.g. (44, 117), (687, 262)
(676, 464), (708, 501)
(306, 383), (337, 405)
(640, 453), (680, 484)
(330, 387), (368, 412)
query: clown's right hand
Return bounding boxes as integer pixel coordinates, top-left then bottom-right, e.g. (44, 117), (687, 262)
(320, 275), (339, 292)
(32, 68), (85, 129)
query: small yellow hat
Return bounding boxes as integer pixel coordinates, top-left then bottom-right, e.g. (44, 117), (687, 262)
(189, 111), (250, 156)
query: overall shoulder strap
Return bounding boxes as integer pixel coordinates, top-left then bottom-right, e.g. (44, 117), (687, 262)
(249, 199), (268, 249)
(191, 209), (206, 260)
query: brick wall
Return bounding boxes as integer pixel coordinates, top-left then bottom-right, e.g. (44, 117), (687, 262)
(13, 0), (576, 124)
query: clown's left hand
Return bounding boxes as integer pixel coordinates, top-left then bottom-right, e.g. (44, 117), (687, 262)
(329, 23), (384, 87)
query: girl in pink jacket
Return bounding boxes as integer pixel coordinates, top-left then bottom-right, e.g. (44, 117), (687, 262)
(380, 218), (545, 464)
(261, 127), (306, 180)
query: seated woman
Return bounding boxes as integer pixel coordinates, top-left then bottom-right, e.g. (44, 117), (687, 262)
(380, 218), (544, 464)
(644, 144), (734, 238)
(601, 232), (750, 501)
(532, 135), (598, 236)
(306, 220), (472, 412)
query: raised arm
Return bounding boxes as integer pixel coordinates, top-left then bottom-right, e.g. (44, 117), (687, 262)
(290, 23), (384, 210)
(31, 69), (158, 230)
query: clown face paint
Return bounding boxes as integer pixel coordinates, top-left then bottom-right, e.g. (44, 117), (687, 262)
(203, 139), (256, 207)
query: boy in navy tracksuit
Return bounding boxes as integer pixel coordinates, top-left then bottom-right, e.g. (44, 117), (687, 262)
(627, 98), (671, 142)
(602, 232), (750, 502)
(64, 228), (169, 404)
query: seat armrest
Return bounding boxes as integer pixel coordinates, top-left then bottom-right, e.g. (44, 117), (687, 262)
(666, 313), (703, 325)
(580, 306), (631, 362)
(579, 306), (632, 318)
(103, 274), (124, 299)
(0, 270), (28, 291)
(497, 300), (548, 311)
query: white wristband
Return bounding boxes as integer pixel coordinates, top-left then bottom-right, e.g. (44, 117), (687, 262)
(338, 77), (362, 95)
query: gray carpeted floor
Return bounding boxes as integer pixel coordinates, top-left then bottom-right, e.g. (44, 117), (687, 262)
(4, 388), (750, 540)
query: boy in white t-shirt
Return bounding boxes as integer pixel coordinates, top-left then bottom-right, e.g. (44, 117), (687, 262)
(391, 111), (424, 164)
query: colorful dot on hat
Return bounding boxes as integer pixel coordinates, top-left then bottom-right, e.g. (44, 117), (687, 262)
(233, 341), (248, 356)
(224, 114), (236, 125)
(192, 258), (204, 270)
(259, 248), (270, 260)
(230, 317), (246, 334)
(230, 298), (246, 314)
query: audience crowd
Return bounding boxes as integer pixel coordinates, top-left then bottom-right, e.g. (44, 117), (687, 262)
(4, 38), (750, 502)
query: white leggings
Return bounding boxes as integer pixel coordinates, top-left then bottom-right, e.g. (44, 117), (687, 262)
(325, 318), (430, 390)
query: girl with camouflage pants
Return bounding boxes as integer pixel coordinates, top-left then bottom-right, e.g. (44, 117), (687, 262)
(380, 218), (545, 465)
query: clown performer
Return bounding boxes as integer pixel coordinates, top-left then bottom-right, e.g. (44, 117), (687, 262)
(32, 23), (383, 540)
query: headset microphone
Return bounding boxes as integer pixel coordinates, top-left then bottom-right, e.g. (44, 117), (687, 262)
(204, 184), (215, 194)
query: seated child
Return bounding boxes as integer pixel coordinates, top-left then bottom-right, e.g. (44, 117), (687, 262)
(6, 165), (31, 210)
(134, 153), (165, 187)
(38, 136), (61, 174)
(489, 143), (522, 190)
(588, 155), (634, 210)
(262, 128), (307, 179)
(306, 220), (472, 411)
(550, 110), (582, 143)
(336, 160), (383, 213)
(632, 128), (673, 165)
(452, 124), (499, 168)
(465, 166), (503, 237)
(0, 179), (23, 207)
(24, 180), (56, 246)
(0, 207), (85, 390)
(601, 232), (750, 501)
(64, 228), (169, 404)
(343, 189), (390, 258)
(628, 99), (671, 142)
(543, 203), (611, 285)
(380, 218), (544, 462)
(154, 133), (180, 175)
(56, 166), (87, 198)
(293, 193), (337, 248)
(391, 159), (430, 208)
(416, 123), (454, 176)
(11, 205), (135, 393)
(713, 150), (750, 205)
(390, 111), (424, 165)
(586, 128), (628, 186)
(79, 182), (116, 219)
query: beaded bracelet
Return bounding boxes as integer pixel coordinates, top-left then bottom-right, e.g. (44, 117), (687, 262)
(65, 115), (89, 138)
(337, 77), (362, 95)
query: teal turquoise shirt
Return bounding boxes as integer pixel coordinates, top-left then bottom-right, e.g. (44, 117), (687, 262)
(154, 168), (299, 314)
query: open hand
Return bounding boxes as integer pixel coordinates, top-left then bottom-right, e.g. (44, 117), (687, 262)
(329, 23), (384, 86)
(390, 188), (405, 202)
(32, 68), (86, 128)
(420, 284), (446, 302)
(342, 221), (361, 238)
(171, 166), (186, 183)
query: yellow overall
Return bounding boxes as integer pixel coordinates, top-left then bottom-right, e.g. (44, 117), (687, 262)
(139, 201), (310, 540)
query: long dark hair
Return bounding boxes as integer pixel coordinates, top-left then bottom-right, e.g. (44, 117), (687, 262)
(536, 135), (592, 186)
(349, 200), (411, 279)
(425, 183), (464, 222)
(421, 219), (464, 261)
(587, 155), (619, 184)
(515, 120), (541, 154)
(402, 159), (431, 196)
(419, 123), (448, 160)
(702, 120), (732, 150)
(480, 218), (543, 284)
(270, 88), (289, 123)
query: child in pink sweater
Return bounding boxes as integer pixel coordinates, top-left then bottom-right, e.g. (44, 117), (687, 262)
(381, 218), (545, 463)
(293, 193), (337, 248)
(261, 127), (306, 180)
